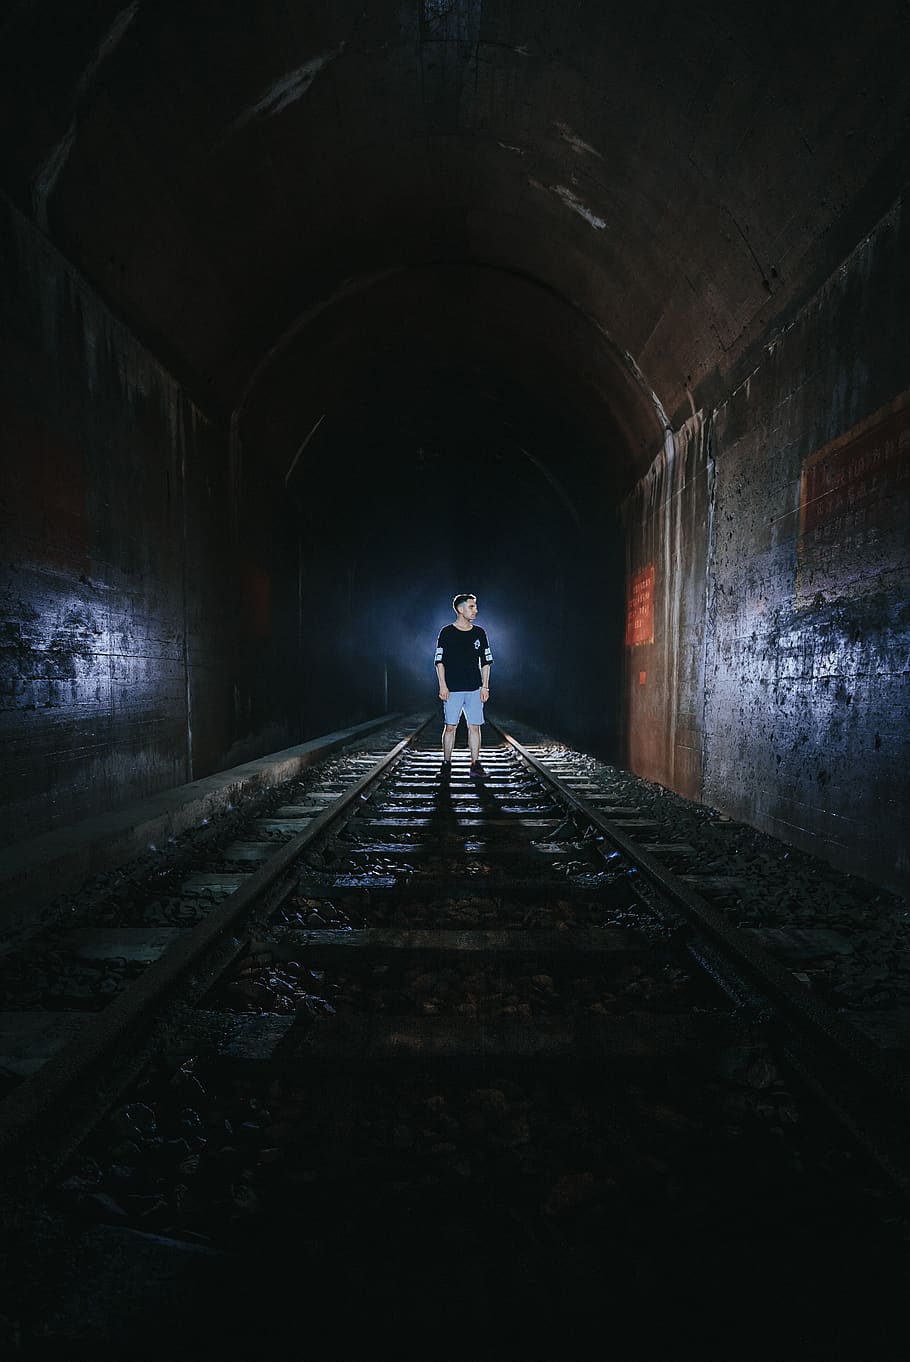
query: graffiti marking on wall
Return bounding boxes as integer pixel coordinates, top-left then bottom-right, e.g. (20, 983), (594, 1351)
(797, 391), (910, 606)
(625, 564), (654, 646)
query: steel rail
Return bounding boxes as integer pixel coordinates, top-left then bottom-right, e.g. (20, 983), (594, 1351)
(0, 718), (432, 1185)
(495, 723), (910, 1193)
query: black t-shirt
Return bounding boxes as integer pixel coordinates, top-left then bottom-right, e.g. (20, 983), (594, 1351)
(434, 625), (493, 692)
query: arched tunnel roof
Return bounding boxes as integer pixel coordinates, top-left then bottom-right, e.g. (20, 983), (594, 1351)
(1, 0), (908, 489)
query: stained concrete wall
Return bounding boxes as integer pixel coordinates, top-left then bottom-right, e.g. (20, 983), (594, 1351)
(0, 195), (296, 848)
(621, 418), (712, 802)
(623, 196), (910, 893)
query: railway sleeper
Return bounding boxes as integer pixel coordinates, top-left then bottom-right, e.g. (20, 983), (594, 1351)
(209, 1009), (745, 1075)
(248, 925), (653, 965)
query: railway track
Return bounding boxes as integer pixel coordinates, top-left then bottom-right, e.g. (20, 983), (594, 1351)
(1, 715), (908, 1353)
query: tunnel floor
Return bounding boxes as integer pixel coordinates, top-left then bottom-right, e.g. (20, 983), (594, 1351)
(2, 720), (908, 1359)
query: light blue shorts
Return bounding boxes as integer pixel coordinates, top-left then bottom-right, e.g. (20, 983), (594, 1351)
(443, 689), (485, 726)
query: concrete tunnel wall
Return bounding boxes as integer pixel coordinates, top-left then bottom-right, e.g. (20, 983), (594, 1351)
(0, 2), (908, 898)
(0, 194), (309, 846)
(623, 198), (910, 892)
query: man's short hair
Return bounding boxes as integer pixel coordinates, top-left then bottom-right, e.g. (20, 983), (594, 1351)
(452, 593), (476, 612)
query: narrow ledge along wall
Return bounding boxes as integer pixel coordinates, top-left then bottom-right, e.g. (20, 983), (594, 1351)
(623, 196), (910, 894)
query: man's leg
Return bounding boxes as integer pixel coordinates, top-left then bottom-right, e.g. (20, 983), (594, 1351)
(464, 691), (486, 776)
(442, 724), (457, 762)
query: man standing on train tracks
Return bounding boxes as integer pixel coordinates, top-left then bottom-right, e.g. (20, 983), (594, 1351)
(434, 593), (493, 779)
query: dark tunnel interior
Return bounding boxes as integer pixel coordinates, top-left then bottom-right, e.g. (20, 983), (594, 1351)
(1, 0), (908, 887)
(1, 2), (910, 1354)
(243, 264), (629, 749)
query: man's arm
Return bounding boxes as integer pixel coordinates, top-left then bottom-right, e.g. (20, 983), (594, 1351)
(434, 635), (449, 699)
(480, 630), (492, 699)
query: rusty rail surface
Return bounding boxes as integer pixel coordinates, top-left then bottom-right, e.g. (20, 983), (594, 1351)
(0, 717), (432, 1193)
(496, 723), (910, 1194)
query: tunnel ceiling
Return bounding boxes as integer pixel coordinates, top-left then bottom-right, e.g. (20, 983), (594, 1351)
(2, 0), (909, 484)
(239, 263), (654, 499)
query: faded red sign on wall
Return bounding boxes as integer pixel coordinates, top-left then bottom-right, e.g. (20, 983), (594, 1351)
(625, 564), (654, 646)
(797, 391), (910, 606)
(3, 401), (89, 572)
(245, 564), (272, 639)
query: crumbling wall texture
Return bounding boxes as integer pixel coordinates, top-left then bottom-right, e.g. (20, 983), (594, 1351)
(623, 197), (909, 893)
(0, 196), (242, 846)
